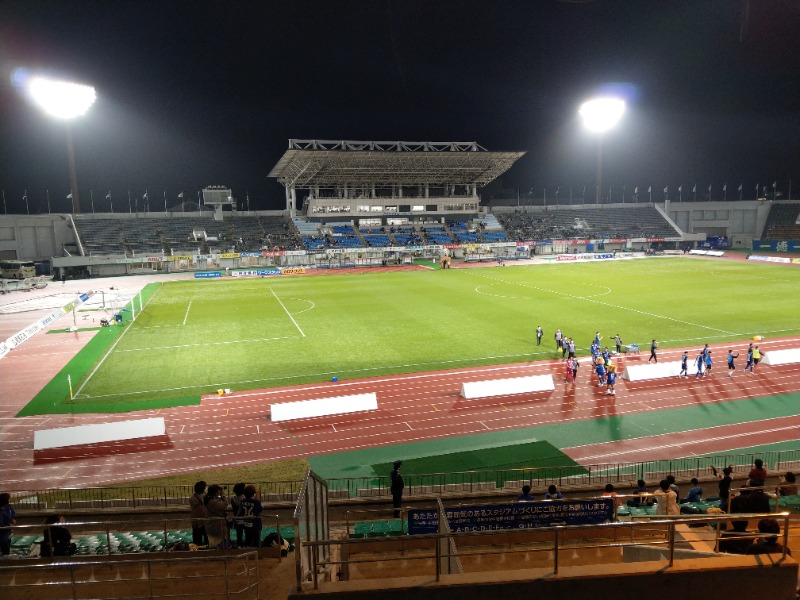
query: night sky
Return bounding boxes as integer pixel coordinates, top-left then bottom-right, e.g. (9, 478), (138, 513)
(1, 0), (798, 213)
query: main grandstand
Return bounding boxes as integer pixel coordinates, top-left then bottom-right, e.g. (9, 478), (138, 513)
(0, 141), (799, 599)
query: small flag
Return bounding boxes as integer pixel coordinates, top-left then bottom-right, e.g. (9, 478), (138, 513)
(663, 186), (668, 193)
(692, 184), (696, 193)
(723, 184), (727, 192)
(634, 186), (638, 194)
(708, 184), (712, 192)
(143, 191), (148, 199)
(738, 184), (742, 191)
(773, 181), (777, 189)
(647, 186), (651, 193)
(678, 186), (682, 192)
(105, 192), (111, 199)
(178, 192), (184, 198)
(67, 193), (73, 199)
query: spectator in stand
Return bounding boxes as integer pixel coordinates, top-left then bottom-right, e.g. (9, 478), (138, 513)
(517, 485), (535, 502)
(204, 484), (230, 549)
(390, 460), (405, 518)
(776, 472), (798, 496)
(710, 465), (734, 508)
(746, 519), (792, 556)
(745, 481), (771, 514)
(41, 515), (77, 557)
(628, 479), (654, 507)
(602, 484), (619, 508)
(653, 479), (679, 516)
(544, 484), (563, 500)
(718, 519), (754, 554)
(238, 485), (263, 548)
(0, 493), (17, 556)
(666, 474), (679, 500)
(230, 482), (246, 548)
(682, 478), (703, 503)
(189, 481), (208, 547)
(748, 459), (767, 487)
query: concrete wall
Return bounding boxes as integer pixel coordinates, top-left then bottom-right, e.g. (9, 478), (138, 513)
(0, 214), (76, 261)
(295, 556), (798, 600)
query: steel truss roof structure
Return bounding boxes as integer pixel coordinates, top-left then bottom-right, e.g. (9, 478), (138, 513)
(268, 139), (525, 189)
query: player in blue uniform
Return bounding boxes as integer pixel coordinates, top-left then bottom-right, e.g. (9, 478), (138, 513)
(679, 351), (689, 378)
(745, 344), (754, 373)
(727, 349), (739, 378)
(595, 361), (606, 386)
(694, 353), (705, 379)
(606, 367), (617, 395)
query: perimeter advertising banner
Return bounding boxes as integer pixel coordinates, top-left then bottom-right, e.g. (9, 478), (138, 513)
(407, 499), (614, 534)
(751, 240), (797, 252)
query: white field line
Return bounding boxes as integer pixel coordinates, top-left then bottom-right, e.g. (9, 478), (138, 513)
(114, 334), (297, 353)
(270, 286), (305, 338)
(464, 269), (738, 336)
(72, 282), (163, 398)
(182, 300), (192, 326)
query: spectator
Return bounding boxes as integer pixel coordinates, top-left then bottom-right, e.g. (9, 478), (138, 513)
(748, 459), (767, 487)
(41, 515), (77, 557)
(544, 484), (563, 500)
(744, 481), (771, 514)
(746, 519), (792, 556)
(204, 484), (230, 549)
(718, 519), (754, 555)
(666, 474), (679, 500)
(0, 493), (16, 556)
(602, 484), (619, 508)
(230, 482), (246, 548)
(682, 478), (703, 503)
(517, 485), (535, 502)
(710, 465), (734, 507)
(776, 472), (798, 496)
(628, 479), (654, 507)
(238, 485), (263, 548)
(189, 481), (208, 546)
(390, 460), (405, 518)
(653, 479), (679, 516)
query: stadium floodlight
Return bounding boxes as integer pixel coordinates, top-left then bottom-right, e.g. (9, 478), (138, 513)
(25, 76), (96, 213)
(579, 96), (625, 203)
(26, 76), (96, 120)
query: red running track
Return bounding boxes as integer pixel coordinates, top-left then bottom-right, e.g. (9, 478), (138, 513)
(1, 336), (798, 492)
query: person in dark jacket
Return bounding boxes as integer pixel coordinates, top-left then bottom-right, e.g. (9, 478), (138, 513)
(390, 460), (404, 518)
(41, 515), (76, 557)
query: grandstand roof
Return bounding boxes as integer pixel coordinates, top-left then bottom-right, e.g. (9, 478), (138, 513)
(268, 139), (525, 188)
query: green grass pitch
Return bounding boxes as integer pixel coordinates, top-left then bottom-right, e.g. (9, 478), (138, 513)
(19, 257), (800, 416)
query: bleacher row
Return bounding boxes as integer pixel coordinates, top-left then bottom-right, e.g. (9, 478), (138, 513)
(300, 221), (506, 250)
(74, 215), (293, 256)
(496, 206), (676, 242)
(761, 203), (800, 240)
(8, 525), (296, 559)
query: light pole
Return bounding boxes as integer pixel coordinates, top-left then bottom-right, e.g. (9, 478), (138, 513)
(579, 97), (625, 204)
(26, 76), (96, 213)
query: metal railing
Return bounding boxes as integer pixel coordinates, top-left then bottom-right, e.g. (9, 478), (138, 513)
(300, 512), (792, 590)
(8, 448), (799, 509)
(0, 551), (259, 600)
(0, 514), (285, 560)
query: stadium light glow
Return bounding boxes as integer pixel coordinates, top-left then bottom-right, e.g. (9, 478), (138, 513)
(579, 97), (625, 133)
(579, 96), (625, 203)
(27, 76), (96, 120)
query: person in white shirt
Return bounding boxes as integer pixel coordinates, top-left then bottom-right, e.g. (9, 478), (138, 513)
(653, 479), (679, 515)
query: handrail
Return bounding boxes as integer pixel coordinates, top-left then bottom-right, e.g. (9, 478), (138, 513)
(7, 448), (799, 508)
(300, 512), (792, 589)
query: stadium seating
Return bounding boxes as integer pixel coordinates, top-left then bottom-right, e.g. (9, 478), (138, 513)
(760, 203), (800, 240)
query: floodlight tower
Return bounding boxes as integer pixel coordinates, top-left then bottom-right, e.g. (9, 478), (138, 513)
(26, 76), (96, 213)
(579, 97), (625, 204)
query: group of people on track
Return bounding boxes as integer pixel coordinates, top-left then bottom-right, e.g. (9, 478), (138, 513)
(539, 326), (763, 395)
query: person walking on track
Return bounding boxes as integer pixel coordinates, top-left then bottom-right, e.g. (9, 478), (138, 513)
(648, 339), (658, 363)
